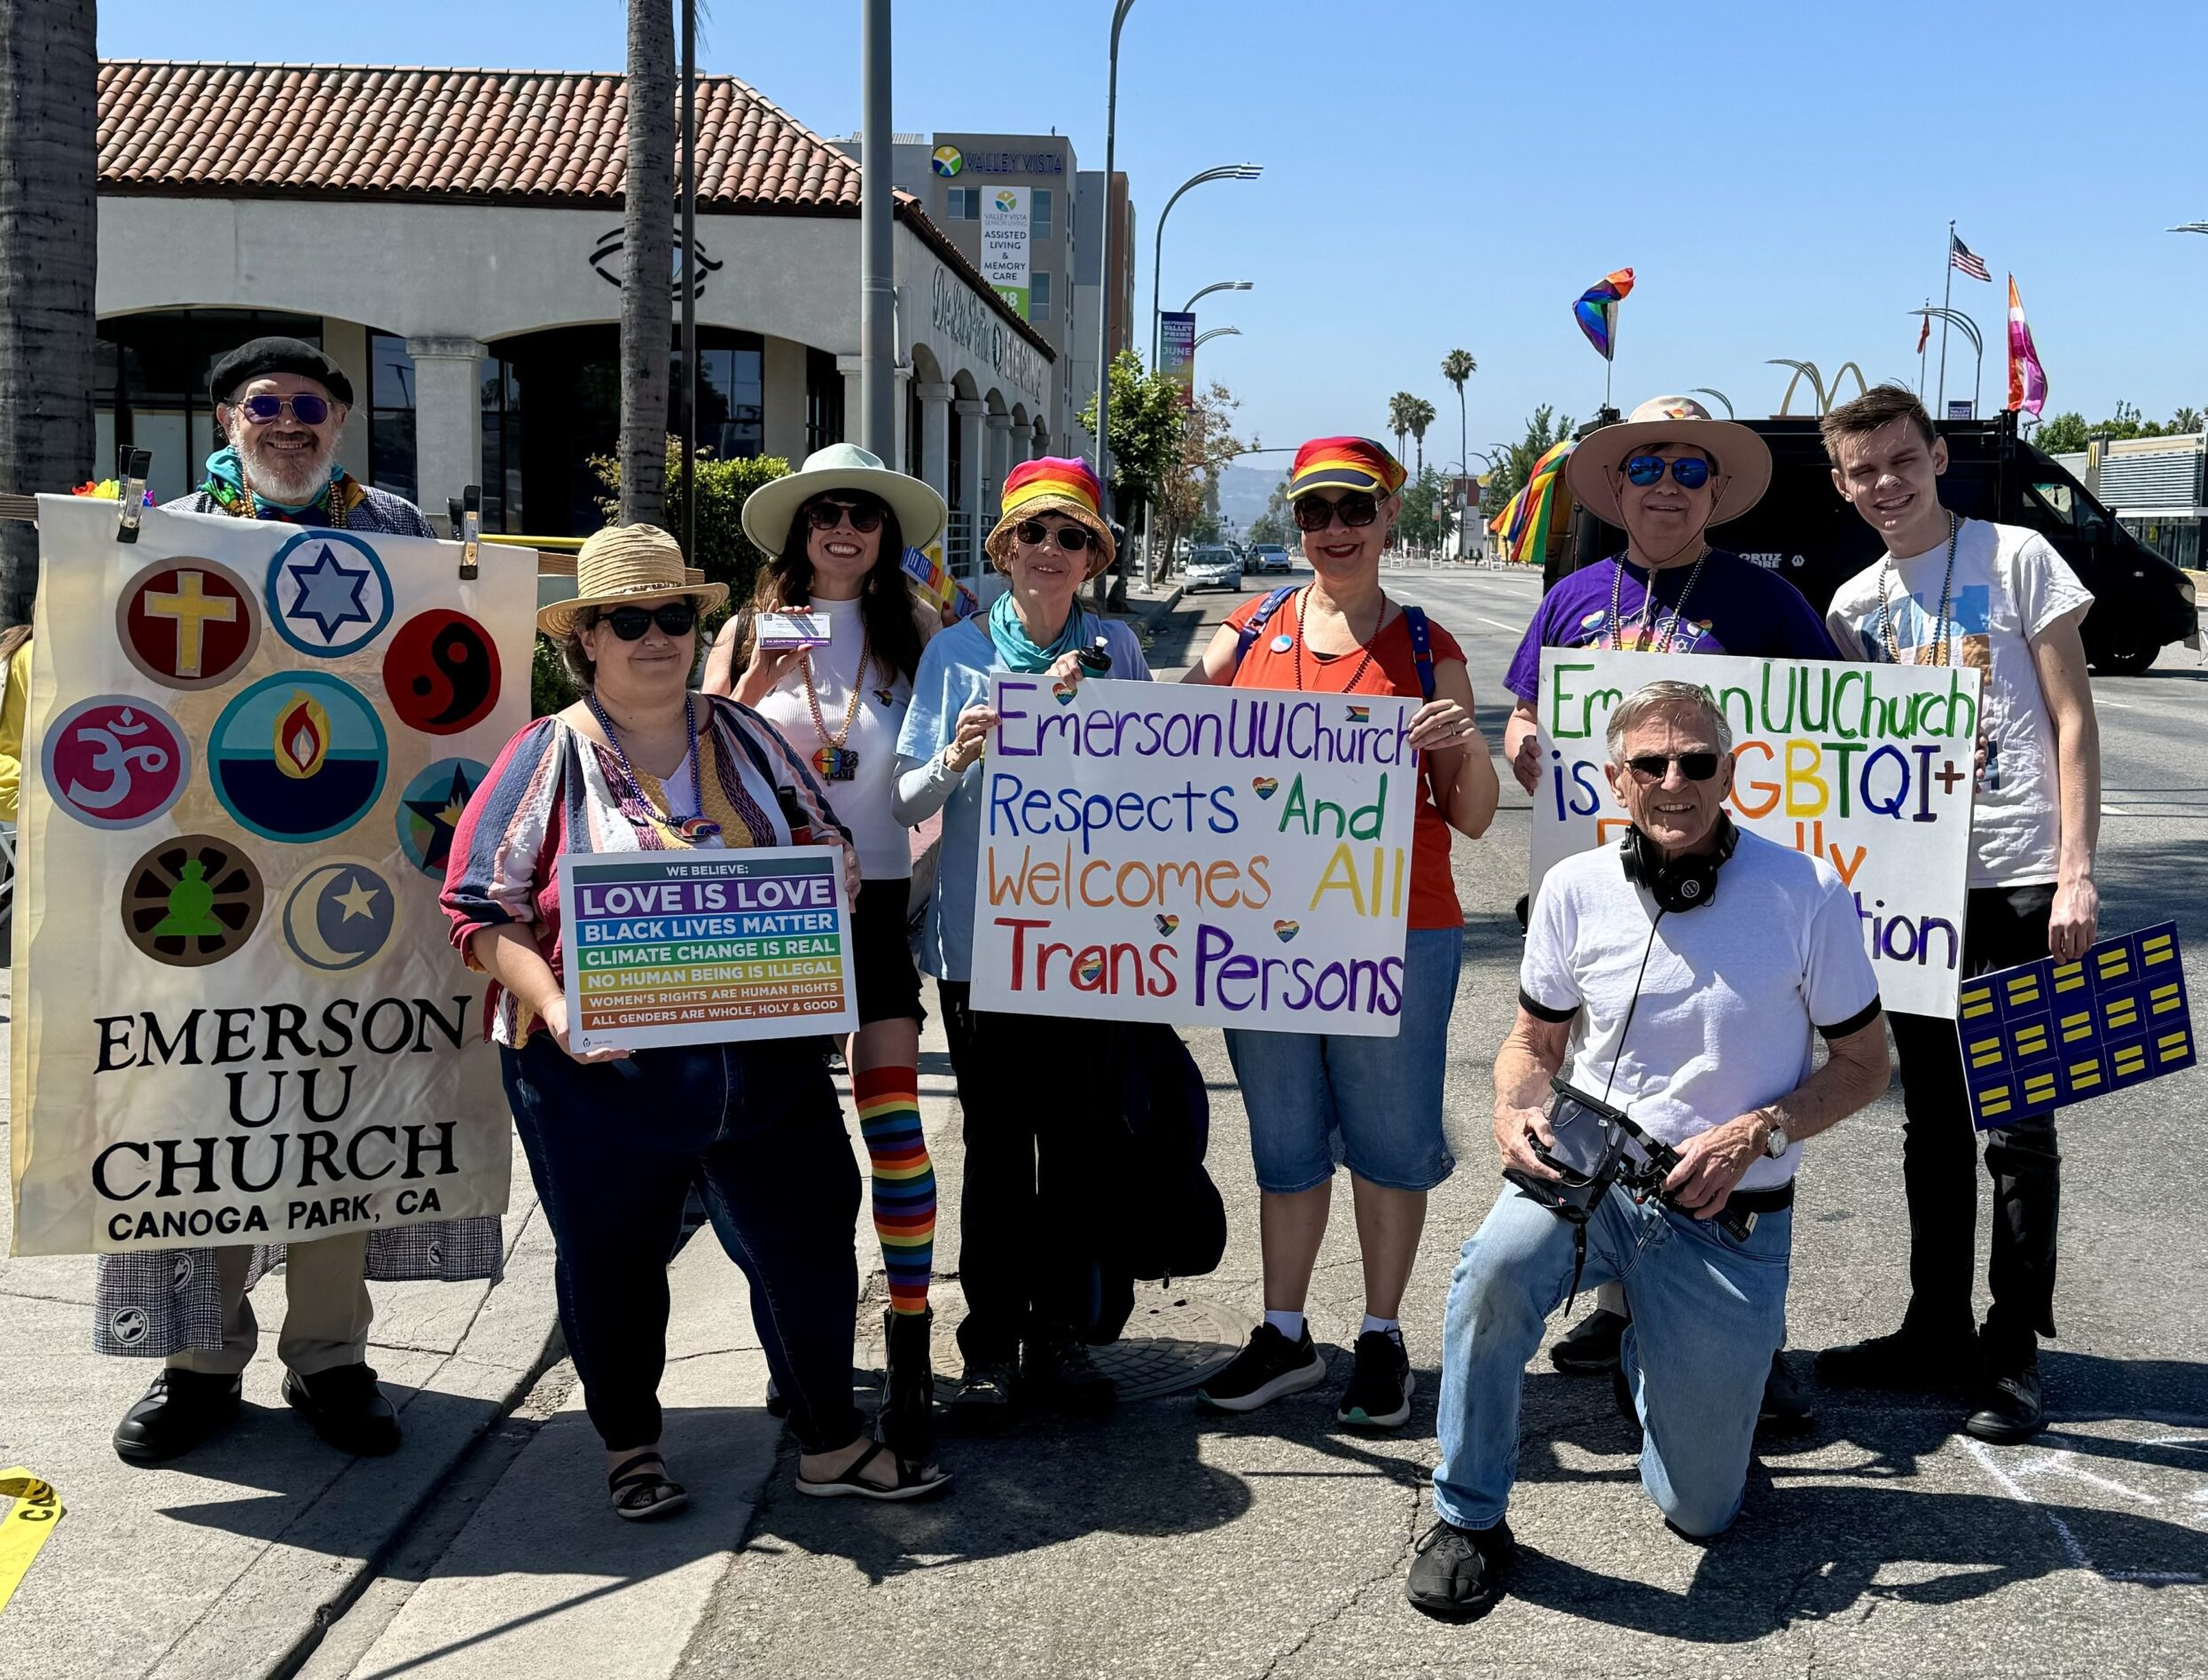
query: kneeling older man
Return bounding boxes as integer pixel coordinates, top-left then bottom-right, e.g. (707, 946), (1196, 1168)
(1408, 679), (1891, 1619)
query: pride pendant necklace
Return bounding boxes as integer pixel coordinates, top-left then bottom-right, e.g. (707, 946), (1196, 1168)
(802, 627), (871, 782)
(585, 692), (722, 843)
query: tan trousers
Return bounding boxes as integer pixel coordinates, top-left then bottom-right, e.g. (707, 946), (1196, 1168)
(167, 1233), (373, 1378)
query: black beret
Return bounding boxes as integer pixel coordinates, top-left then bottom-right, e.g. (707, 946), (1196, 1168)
(207, 337), (355, 408)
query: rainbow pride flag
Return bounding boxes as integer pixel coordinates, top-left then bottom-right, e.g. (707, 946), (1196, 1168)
(901, 545), (982, 621)
(1490, 440), (1576, 566)
(1574, 269), (1635, 361)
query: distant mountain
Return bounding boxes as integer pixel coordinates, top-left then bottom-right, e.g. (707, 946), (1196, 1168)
(1216, 463), (1282, 527)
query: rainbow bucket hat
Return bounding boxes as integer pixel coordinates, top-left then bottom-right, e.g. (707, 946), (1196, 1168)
(984, 457), (1117, 577)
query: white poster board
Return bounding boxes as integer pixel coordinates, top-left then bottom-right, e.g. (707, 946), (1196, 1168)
(1530, 647), (1982, 1018)
(968, 676), (1419, 1035)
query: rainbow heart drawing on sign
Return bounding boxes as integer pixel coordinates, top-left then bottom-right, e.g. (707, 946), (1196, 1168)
(1076, 951), (1105, 985)
(1155, 914), (1178, 936)
(1273, 920), (1299, 942)
(1052, 682), (1076, 706)
(1252, 777), (1279, 799)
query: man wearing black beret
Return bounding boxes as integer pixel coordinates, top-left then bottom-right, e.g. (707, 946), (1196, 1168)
(161, 336), (433, 536)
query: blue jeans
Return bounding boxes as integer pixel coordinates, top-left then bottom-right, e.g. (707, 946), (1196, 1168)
(1224, 926), (1462, 1194)
(1432, 1184), (1792, 1538)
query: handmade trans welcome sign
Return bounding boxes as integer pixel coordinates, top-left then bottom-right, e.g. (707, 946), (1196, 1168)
(1531, 648), (1982, 1018)
(968, 676), (1419, 1035)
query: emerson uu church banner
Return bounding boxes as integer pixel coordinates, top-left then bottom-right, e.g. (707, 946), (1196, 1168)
(968, 676), (1419, 1035)
(1531, 647), (1983, 1018)
(10, 496), (533, 1255)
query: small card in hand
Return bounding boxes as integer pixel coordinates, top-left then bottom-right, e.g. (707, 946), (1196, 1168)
(757, 611), (833, 651)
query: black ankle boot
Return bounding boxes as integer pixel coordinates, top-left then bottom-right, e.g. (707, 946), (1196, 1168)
(1966, 1329), (2045, 1444)
(879, 1307), (938, 1459)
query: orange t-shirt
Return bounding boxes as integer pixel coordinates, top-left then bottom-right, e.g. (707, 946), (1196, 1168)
(1224, 590), (1465, 930)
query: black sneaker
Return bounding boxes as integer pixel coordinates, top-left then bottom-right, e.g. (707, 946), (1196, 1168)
(1966, 1332), (2045, 1444)
(1196, 1323), (1327, 1413)
(1022, 1329), (1116, 1413)
(1550, 1307), (1628, 1373)
(946, 1356), (1019, 1431)
(1758, 1351), (1816, 1438)
(282, 1362), (401, 1457)
(1405, 1516), (1516, 1620)
(1336, 1330), (1413, 1428)
(1814, 1322), (1979, 1393)
(113, 1369), (242, 1464)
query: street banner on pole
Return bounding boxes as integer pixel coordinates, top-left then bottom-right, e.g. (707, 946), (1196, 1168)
(558, 848), (857, 1053)
(1530, 648), (1982, 1017)
(981, 185), (1031, 319)
(968, 676), (1419, 1035)
(9, 498), (529, 1256)
(1159, 312), (1197, 406)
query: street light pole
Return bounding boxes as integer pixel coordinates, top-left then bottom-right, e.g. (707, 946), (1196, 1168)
(1090, 0), (1137, 608)
(1181, 279), (1252, 314)
(858, 0), (895, 457)
(1150, 164), (1263, 365)
(1191, 326), (1241, 349)
(679, 0), (697, 564)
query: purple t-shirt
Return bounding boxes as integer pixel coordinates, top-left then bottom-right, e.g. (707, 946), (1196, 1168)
(1504, 549), (1840, 700)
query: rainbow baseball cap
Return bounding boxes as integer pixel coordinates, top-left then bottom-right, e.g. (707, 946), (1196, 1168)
(1288, 436), (1406, 500)
(984, 456), (1117, 576)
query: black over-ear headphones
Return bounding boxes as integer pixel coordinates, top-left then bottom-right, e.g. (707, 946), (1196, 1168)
(1620, 813), (1737, 913)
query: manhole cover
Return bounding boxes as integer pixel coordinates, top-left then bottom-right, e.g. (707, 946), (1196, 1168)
(1092, 1290), (1250, 1401)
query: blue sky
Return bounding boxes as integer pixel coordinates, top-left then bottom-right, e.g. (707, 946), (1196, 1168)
(102, 0), (2208, 464)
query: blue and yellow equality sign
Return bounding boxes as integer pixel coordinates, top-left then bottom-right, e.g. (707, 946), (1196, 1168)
(1961, 922), (2194, 1129)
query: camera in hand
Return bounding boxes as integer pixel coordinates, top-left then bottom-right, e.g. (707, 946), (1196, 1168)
(1505, 1077), (1758, 1245)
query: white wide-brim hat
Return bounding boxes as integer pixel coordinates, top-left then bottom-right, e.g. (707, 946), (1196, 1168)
(740, 442), (949, 557)
(1564, 395), (1773, 528)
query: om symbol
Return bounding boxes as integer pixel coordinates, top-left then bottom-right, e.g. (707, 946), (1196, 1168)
(43, 695), (191, 830)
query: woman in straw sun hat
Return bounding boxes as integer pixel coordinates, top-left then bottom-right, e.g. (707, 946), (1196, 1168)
(891, 457), (1150, 1426)
(701, 443), (950, 1467)
(444, 523), (949, 1518)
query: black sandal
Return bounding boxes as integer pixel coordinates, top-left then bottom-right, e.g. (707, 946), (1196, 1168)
(795, 1438), (951, 1503)
(607, 1450), (689, 1521)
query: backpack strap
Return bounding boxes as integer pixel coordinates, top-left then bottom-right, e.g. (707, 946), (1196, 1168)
(1231, 587), (1300, 676)
(1403, 605), (1437, 702)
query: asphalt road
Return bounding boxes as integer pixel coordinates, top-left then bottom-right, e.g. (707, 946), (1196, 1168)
(680, 564), (2208, 1680)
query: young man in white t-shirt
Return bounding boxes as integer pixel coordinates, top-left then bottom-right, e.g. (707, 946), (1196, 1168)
(1813, 384), (2102, 1447)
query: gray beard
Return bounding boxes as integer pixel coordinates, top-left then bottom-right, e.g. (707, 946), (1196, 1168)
(232, 430), (337, 506)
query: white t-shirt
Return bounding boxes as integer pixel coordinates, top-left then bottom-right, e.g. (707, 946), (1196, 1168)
(1825, 518), (2091, 888)
(749, 592), (915, 880)
(1519, 830), (1882, 1192)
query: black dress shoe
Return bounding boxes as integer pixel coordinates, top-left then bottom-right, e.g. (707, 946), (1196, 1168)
(1405, 1517), (1516, 1620)
(1022, 1329), (1116, 1413)
(1966, 1336), (2046, 1444)
(1758, 1351), (1816, 1439)
(1813, 1321), (1979, 1393)
(114, 1369), (242, 1464)
(1550, 1307), (1628, 1374)
(282, 1362), (401, 1456)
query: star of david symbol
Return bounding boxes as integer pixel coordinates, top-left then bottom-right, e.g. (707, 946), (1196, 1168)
(286, 544), (375, 642)
(404, 762), (479, 873)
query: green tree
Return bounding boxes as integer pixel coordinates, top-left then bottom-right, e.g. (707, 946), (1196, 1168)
(2032, 402), (2202, 457)
(1079, 349), (1190, 598)
(2175, 406), (2204, 434)
(1387, 391), (1416, 466)
(1248, 478), (1292, 546)
(1406, 396), (1437, 476)
(0, 0), (97, 623)
(1153, 381), (1247, 571)
(618, 0), (676, 527)
(1395, 466), (1446, 549)
(1484, 404), (1578, 518)
(1441, 348), (1476, 489)
(2033, 411), (2088, 454)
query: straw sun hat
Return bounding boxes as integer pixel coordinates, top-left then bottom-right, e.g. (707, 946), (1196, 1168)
(1563, 395), (1773, 528)
(536, 523), (728, 639)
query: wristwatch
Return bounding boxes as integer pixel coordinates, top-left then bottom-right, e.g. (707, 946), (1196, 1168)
(1761, 1113), (1791, 1158)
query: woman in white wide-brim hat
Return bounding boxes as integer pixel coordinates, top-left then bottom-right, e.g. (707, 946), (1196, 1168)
(702, 443), (951, 1467)
(444, 522), (949, 1518)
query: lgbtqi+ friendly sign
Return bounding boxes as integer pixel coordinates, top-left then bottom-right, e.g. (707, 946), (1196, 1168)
(969, 676), (1419, 1035)
(558, 849), (857, 1053)
(11, 497), (531, 1256)
(1531, 648), (1983, 1018)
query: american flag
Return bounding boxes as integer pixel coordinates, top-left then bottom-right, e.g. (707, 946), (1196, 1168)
(1950, 233), (1991, 282)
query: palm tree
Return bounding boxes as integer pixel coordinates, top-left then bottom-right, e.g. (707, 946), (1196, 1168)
(1406, 396), (1437, 476)
(1387, 392), (1415, 468)
(0, 1), (97, 624)
(1441, 348), (1476, 492)
(618, 0), (677, 528)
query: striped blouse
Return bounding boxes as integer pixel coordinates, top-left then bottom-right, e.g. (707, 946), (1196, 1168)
(441, 695), (854, 1045)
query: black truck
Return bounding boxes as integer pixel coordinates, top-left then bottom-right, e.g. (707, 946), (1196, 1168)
(1546, 410), (2200, 676)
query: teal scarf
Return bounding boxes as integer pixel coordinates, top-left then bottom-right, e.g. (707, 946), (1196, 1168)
(987, 590), (1090, 673)
(201, 445), (343, 516)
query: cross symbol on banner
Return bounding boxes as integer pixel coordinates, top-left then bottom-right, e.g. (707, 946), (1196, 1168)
(144, 570), (239, 677)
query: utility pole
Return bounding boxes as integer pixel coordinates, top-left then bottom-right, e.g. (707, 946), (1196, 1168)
(679, 0), (697, 563)
(858, 0), (896, 456)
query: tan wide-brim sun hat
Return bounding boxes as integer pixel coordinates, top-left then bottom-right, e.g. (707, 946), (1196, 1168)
(983, 456), (1116, 579)
(740, 442), (949, 558)
(1564, 395), (1773, 528)
(536, 523), (728, 638)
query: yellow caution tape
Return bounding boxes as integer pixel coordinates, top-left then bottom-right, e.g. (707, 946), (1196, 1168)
(0, 1469), (63, 1619)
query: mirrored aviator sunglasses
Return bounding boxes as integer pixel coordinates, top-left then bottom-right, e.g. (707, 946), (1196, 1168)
(1623, 454), (1712, 490)
(239, 393), (333, 426)
(1292, 492), (1381, 532)
(602, 602), (699, 640)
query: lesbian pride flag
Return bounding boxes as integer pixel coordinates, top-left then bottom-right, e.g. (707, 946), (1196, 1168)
(2006, 276), (2047, 418)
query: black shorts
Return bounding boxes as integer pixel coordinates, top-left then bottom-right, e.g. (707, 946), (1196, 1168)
(852, 876), (926, 1027)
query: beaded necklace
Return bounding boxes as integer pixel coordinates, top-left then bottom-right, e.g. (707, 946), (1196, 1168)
(1290, 585), (1385, 692)
(1608, 547), (1709, 653)
(801, 627), (872, 782)
(228, 477), (350, 528)
(1875, 513), (1961, 667)
(583, 692), (723, 844)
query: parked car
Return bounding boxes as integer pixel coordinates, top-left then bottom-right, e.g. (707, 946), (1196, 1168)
(1249, 543), (1292, 574)
(1182, 545), (1244, 593)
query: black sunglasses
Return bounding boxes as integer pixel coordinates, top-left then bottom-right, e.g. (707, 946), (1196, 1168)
(1623, 454), (1713, 489)
(1293, 492), (1382, 532)
(1015, 519), (1093, 552)
(599, 602), (698, 640)
(1626, 751), (1723, 783)
(805, 496), (887, 534)
(238, 393), (333, 426)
